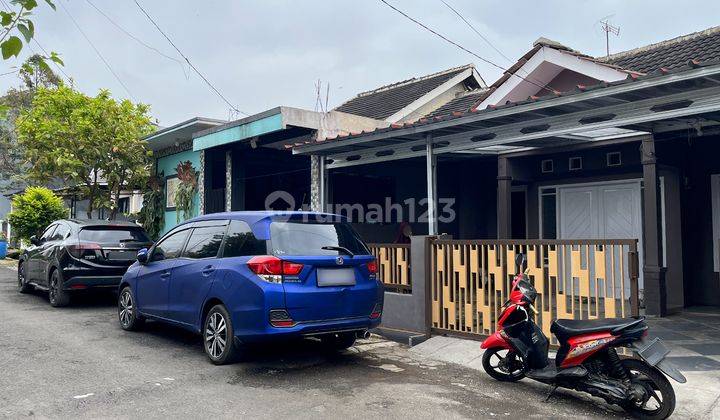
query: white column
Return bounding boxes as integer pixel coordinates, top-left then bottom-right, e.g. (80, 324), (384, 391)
(425, 134), (437, 235)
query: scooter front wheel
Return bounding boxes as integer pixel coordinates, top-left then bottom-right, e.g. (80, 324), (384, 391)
(482, 347), (526, 382)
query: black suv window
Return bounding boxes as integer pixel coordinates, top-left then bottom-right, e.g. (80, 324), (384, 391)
(40, 224), (56, 242)
(79, 226), (150, 245)
(50, 223), (70, 241)
(152, 228), (191, 261)
(183, 225), (226, 259)
(222, 220), (267, 257)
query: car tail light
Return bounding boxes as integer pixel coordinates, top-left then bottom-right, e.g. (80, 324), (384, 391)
(247, 256), (303, 283)
(366, 260), (378, 274)
(269, 309), (295, 328)
(370, 303), (383, 319)
(67, 241), (102, 259)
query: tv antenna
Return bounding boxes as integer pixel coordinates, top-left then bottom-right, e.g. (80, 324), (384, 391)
(601, 20), (620, 57)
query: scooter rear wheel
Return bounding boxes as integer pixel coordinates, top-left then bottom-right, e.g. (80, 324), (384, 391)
(620, 358), (675, 420)
(482, 347), (526, 382)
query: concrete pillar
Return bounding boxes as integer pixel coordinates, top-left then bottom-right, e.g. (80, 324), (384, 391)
(198, 150), (205, 215)
(225, 150), (232, 212)
(310, 155), (321, 211)
(380, 235), (433, 337)
(641, 135), (667, 316)
(497, 156), (512, 239)
(425, 135), (437, 235)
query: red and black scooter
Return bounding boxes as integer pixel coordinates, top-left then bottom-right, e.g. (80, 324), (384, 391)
(480, 254), (686, 420)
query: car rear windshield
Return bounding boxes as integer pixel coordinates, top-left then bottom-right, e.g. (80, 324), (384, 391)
(269, 221), (369, 256)
(79, 227), (150, 244)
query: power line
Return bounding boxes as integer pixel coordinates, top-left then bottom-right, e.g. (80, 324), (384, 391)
(84, 0), (188, 79)
(0, 69), (19, 76)
(378, 0), (555, 94)
(59, 0), (136, 100)
(132, 0), (248, 116)
(438, 0), (548, 87)
(438, 0), (513, 65)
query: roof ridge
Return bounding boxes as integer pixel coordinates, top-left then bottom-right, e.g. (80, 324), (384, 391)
(600, 25), (720, 62)
(351, 64), (475, 98)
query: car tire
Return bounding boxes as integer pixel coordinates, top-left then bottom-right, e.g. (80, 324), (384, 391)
(203, 304), (241, 365)
(320, 332), (356, 351)
(118, 286), (144, 331)
(48, 269), (70, 307)
(17, 262), (32, 294)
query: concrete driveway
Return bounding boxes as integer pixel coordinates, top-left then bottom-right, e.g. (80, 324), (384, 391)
(0, 266), (627, 419)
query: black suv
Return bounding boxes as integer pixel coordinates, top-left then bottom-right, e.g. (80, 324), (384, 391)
(18, 220), (152, 307)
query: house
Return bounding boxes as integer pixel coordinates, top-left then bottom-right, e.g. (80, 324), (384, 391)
(293, 25), (720, 317)
(147, 65), (486, 236)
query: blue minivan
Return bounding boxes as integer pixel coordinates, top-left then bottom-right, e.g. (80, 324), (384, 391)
(117, 211), (383, 364)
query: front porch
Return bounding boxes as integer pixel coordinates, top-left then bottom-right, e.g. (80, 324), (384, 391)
(295, 60), (720, 318)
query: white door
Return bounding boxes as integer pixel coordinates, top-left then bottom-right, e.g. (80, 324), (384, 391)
(558, 181), (643, 292)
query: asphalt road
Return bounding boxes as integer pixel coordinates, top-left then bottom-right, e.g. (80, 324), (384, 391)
(0, 267), (625, 419)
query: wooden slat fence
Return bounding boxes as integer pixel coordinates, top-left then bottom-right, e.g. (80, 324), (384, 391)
(430, 239), (639, 344)
(368, 243), (412, 293)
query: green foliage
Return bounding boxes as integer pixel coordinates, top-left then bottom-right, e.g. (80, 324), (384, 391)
(7, 186), (68, 242)
(1, 0), (60, 66)
(0, 54), (62, 189)
(174, 161), (198, 222)
(16, 86), (154, 219)
(136, 172), (165, 240)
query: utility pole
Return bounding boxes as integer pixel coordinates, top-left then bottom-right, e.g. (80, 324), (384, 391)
(601, 20), (620, 57)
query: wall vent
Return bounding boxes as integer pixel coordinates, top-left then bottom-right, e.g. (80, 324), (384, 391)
(569, 156), (583, 171)
(541, 159), (554, 173)
(607, 152), (622, 167)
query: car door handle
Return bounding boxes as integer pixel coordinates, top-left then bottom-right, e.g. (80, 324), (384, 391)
(202, 265), (215, 277)
(160, 271), (171, 279)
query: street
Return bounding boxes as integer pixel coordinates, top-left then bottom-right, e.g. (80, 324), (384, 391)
(0, 267), (628, 419)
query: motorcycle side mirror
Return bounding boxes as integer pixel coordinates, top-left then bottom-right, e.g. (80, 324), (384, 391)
(29, 235), (39, 246)
(515, 253), (526, 271)
(136, 248), (149, 264)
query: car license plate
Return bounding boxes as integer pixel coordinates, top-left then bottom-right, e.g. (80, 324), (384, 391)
(106, 251), (135, 261)
(317, 268), (356, 287)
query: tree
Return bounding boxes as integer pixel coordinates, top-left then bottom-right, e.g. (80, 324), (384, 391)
(0, 54), (62, 189)
(16, 86), (154, 219)
(1, 0), (61, 64)
(7, 186), (68, 242)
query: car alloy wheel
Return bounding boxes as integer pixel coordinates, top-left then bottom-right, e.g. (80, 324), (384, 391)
(119, 290), (134, 328)
(49, 273), (58, 304)
(205, 312), (227, 360)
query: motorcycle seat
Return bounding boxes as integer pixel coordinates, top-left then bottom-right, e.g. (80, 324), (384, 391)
(551, 317), (645, 341)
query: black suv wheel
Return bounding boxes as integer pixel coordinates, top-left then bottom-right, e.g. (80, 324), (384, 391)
(17, 262), (32, 294)
(48, 269), (70, 307)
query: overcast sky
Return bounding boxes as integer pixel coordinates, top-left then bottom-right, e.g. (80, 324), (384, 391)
(2, 0), (720, 125)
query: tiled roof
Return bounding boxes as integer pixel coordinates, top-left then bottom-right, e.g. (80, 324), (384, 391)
(601, 26), (720, 73)
(334, 64), (476, 120)
(289, 58), (719, 150)
(424, 89), (490, 119)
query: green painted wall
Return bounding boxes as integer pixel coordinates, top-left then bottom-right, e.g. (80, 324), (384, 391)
(156, 149), (201, 236)
(193, 113), (283, 151)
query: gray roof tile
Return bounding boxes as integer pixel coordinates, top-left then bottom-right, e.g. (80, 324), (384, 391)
(334, 64), (476, 120)
(602, 26), (720, 73)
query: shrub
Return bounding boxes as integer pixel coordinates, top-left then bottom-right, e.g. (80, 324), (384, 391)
(7, 187), (68, 242)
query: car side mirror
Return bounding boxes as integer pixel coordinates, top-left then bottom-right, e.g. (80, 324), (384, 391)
(136, 248), (149, 264)
(29, 235), (39, 246)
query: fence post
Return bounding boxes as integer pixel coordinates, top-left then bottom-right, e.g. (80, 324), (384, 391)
(629, 240), (640, 317)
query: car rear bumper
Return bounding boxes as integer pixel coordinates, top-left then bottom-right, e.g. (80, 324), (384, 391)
(235, 316), (382, 343)
(61, 265), (129, 290)
(62, 275), (123, 290)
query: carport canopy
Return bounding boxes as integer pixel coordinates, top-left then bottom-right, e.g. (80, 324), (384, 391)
(293, 61), (720, 235)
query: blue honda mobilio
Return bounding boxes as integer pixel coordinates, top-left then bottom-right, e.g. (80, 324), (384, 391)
(117, 211), (383, 364)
